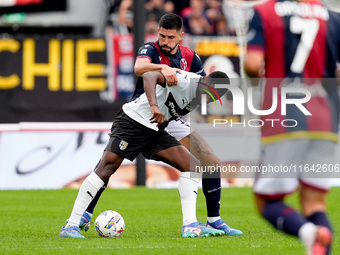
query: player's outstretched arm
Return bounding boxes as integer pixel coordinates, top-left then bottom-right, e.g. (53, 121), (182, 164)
(135, 57), (181, 86)
(143, 71), (166, 127)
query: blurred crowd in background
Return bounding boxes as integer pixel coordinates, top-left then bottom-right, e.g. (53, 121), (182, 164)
(108, 0), (234, 36)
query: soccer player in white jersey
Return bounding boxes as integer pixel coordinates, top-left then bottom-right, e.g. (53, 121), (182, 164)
(81, 13), (242, 236)
(59, 71), (229, 238)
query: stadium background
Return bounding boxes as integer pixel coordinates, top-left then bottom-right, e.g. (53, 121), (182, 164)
(0, 0), (339, 190)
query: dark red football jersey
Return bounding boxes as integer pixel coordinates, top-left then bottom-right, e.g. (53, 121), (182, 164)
(247, 0), (340, 143)
(132, 41), (205, 100)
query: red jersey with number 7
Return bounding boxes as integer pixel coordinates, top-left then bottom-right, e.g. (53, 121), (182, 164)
(247, 0), (340, 143)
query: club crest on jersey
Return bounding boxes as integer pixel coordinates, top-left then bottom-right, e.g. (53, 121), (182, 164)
(119, 140), (128, 150)
(180, 58), (187, 70)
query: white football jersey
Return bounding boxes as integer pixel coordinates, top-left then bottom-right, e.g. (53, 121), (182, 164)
(123, 71), (201, 131)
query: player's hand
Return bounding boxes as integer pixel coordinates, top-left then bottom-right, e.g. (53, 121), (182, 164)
(161, 65), (181, 86)
(149, 105), (165, 127)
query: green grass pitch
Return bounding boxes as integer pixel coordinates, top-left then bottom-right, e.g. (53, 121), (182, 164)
(0, 187), (339, 255)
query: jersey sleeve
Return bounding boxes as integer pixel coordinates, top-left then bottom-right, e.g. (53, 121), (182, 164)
(137, 43), (156, 62)
(247, 9), (265, 53)
(191, 52), (206, 77)
(330, 11), (340, 62)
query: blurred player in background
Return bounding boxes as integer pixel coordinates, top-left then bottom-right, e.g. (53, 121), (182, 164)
(78, 13), (242, 236)
(245, 0), (340, 254)
(60, 70), (229, 238)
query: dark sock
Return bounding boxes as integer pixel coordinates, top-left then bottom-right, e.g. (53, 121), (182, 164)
(307, 211), (333, 232)
(86, 185), (107, 214)
(85, 159), (106, 214)
(202, 171), (221, 217)
(262, 201), (308, 236)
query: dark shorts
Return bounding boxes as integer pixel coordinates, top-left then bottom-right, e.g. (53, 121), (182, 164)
(105, 111), (181, 161)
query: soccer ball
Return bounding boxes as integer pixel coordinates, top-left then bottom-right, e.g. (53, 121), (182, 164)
(95, 210), (125, 237)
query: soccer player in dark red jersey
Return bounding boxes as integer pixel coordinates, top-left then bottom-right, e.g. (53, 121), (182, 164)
(77, 13), (242, 236)
(245, 0), (340, 254)
(60, 70), (229, 238)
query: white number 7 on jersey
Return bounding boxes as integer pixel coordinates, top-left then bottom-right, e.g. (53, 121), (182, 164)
(289, 16), (320, 74)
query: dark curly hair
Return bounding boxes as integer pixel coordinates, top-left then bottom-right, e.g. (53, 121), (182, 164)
(159, 13), (183, 31)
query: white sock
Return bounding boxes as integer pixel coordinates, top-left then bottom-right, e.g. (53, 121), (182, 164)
(298, 222), (318, 255)
(67, 172), (104, 227)
(207, 216), (221, 223)
(178, 172), (200, 226)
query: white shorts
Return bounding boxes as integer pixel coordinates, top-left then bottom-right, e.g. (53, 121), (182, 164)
(165, 118), (191, 141)
(253, 139), (336, 197)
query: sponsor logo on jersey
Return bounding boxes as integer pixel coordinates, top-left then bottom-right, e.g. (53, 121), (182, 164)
(182, 98), (188, 105)
(141, 49), (148, 54)
(119, 140), (128, 150)
(165, 93), (192, 118)
(180, 58), (187, 70)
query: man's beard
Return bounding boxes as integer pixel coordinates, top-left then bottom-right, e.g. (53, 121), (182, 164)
(159, 43), (178, 56)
